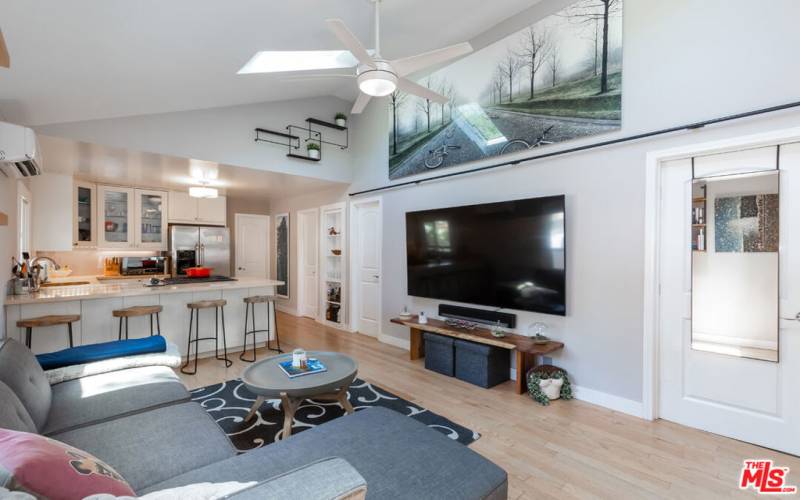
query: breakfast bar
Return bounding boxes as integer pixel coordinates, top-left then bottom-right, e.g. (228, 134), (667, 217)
(4, 277), (284, 356)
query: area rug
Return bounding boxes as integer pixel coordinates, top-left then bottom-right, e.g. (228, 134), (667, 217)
(191, 378), (479, 451)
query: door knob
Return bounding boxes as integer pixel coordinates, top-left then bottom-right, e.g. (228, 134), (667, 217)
(780, 312), (800, 321)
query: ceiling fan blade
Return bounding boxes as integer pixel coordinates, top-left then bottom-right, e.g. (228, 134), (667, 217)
(398, 78), (448, 104)
(325, 19), (375, 68)
(351, 93), (371, 114)
(238, 50), (358, 74)
(391, 42), (473, 77)
(0, 29), (9, 68)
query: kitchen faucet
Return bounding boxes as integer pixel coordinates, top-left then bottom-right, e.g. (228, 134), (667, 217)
(31, 256), (60, 282)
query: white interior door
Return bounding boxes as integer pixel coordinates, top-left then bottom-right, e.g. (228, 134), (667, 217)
(298, 209), (319, 319)
(352, 199), (381, 337)
(235, 213), (269, 278)
(658, 145), (800, 455)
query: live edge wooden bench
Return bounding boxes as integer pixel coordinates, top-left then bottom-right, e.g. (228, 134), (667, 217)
(390, 316), (565, 394)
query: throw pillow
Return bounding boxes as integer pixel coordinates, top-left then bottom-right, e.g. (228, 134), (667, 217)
(0, 429), (135, 498)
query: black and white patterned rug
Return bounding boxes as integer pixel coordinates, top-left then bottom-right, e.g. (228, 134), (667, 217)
(191, 378), (479, 451)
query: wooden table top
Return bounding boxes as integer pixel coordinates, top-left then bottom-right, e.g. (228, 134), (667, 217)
(390, 316), (564, 355)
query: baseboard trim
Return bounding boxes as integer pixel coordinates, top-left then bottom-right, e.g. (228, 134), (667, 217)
(571, 385), (644, 418)
(378, 333), (410, 351)
(275, 304), (299, 317)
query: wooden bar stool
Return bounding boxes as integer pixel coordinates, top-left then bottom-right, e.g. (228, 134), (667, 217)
(181, 299), (232, 375)
(240, 295), (282, 362)
(17, 315), (80, 349)
(112, 305), (163, 340)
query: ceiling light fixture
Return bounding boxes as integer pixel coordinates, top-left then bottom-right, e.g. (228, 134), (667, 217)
(357, 61), (397, 97)
(189, 183), (218, 199)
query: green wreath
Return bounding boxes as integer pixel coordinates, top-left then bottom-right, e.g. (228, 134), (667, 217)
(526, 365), (573, 406)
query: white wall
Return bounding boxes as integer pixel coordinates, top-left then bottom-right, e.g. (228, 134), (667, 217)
(0, 175), (19, 338)
(347, 0), (800, 404)
(268, 186), (350, 315)
(35, 96), (357, 184)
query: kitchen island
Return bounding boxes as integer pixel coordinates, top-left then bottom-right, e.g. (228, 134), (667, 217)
(4, 277), (284, 356)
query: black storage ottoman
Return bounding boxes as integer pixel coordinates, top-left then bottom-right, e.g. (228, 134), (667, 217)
(454, 339), (510, 388)
(423, 332), (454, 376)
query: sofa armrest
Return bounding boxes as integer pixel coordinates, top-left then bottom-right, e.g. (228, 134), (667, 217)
(44, 343), (182, 385)
(223, 457), (366, 500)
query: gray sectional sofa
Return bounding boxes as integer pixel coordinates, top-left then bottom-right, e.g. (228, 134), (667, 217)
(0, 339), (508, 499)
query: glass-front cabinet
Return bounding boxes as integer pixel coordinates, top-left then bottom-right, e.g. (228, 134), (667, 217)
(97, 186), (169, 250)
(135, 189), (167, 250)
(73, 181), (97, 248)
(98, 185), (135, 248)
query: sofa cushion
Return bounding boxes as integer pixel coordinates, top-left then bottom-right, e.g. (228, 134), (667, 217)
(52, 402), (237, 492)
(141, 407), (507, 500)
(0, 428), (135, 498)
(0, 381), (36, 433)
(0, 340), (51, 431)
(228, 457), (367, 500)
(43, 366), (190, 435)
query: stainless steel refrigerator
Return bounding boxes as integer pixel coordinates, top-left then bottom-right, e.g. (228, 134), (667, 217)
(169, 226), (231, 277)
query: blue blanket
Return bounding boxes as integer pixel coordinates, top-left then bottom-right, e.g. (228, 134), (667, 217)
(36, 335), (167, 371)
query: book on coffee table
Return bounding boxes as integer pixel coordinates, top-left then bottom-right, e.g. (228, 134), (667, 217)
(278, 358), (327, 378)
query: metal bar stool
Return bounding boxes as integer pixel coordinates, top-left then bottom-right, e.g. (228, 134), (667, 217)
(112, 305), (163, 340)
(181, 299), (232, 375)
(17, 314), (80, 349)
(240, 295), (282, 362)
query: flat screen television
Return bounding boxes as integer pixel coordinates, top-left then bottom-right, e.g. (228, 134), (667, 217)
(406, 195), (566, 316)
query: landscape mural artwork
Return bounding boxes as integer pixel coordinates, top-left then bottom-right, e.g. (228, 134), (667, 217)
(388, 0), (622, 179)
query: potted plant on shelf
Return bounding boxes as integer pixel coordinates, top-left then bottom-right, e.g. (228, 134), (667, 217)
(307, 142), (321, 159)
(334, 112), (347, 127)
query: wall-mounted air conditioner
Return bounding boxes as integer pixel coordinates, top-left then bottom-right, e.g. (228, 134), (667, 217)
(0, 121), (42, 177)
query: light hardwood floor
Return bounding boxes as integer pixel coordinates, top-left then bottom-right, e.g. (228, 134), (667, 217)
(176, 313), (799, 499)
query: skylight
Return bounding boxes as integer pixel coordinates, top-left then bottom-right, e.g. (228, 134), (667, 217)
(237, 50), (358, 74)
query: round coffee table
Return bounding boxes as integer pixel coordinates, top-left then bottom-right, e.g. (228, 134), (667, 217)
(241, 351), (358, 439)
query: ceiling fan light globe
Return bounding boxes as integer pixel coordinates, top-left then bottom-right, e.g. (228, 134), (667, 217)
(357, 70), (397, 97)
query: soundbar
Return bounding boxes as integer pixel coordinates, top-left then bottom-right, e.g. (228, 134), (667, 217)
(438, 304), (516, 329)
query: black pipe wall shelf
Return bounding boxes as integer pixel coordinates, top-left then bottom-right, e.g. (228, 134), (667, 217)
(254, 115), (349, 163)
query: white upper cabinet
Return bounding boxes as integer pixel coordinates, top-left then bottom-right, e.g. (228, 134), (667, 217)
(97, 185), (168, 250)
(197, 197), (227, 225)
(98, 185), (135, 248)
(29, 173), (74, 252)
(73, 181), (97, 248)
(135, 189), (168, 250)
(168, 191), (227, 226)
(168, 191), (197, 224)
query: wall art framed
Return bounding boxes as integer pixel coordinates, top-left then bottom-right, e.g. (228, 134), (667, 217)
(275, 212), (289, 298)
(388, 0), (623, 180)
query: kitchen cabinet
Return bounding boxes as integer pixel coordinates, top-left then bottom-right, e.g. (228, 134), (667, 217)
(97, 185), (168, 250)
(135, 189), (168, 250)
(73, 181), (97, 248)
(29, 173), (73, 252)
(168, 191), (227, 226)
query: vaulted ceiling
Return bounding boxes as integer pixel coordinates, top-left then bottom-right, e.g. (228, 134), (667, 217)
(0, 0), (539, 126)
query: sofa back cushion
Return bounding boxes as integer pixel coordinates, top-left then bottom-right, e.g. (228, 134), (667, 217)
(0, 428), (135, 498)
(0, 340), (52, 431)
(0, 381), (36, 433)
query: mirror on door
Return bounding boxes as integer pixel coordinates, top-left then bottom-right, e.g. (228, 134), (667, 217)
(691, 170), (779, 362)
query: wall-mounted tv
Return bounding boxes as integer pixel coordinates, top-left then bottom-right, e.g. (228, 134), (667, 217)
(406, 195), (566, 316)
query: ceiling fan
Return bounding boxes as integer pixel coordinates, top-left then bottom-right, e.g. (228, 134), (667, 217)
(0, 29), (10, 68)
(238, 0), (473, 114)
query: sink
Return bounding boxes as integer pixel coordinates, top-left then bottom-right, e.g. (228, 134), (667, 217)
(41, 281), (92, 288)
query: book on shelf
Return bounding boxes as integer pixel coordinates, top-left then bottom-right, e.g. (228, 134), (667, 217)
(278, 358), (327, 378)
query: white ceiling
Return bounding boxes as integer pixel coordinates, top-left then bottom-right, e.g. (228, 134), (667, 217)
(37, 135), (346, 202)
(0, 0), (538, 126)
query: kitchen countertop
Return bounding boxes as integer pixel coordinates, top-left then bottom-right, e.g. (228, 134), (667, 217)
(4, 277), (284, 305)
